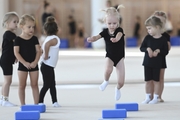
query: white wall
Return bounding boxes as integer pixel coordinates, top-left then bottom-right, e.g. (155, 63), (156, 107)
(0, 0), (9, 49)
(90, 0), (106, 49)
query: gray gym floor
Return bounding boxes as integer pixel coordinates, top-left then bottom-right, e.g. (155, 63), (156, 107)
(0, 47), (180, 120)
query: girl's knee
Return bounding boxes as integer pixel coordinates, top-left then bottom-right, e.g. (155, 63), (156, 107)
(117, 81), (124, 88)
(105, 68), (113, 75)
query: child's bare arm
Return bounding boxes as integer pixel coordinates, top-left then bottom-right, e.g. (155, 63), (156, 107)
(111, 32), (123, 43)
(44, 38), (58, 60)
(87, 35), (101, 43)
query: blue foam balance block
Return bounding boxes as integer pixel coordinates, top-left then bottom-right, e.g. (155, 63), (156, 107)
(99, 118), (124, 120)
(102, 109), (127, 119)
(170, 36), (180, 46)
(126, 37), (137, 47)
(21, 104), (46, 113)
(115, 103), (138, 111)
(59, 38), (69, 48)
(15, 111), (40, 120)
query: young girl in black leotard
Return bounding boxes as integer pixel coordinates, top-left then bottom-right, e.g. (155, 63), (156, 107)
(87, 5), (125, 101)
(14, 14), (41, 105)
(0, 12), (19, 106)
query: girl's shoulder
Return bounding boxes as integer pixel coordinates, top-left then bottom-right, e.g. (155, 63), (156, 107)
(46, 35), (59, 41)
(144, 34), (152, 40)
(115, 27), (124, 32)
(3, 30), (16, 37)
(162, 32), (170, 38)
(31, 35), (38, 40)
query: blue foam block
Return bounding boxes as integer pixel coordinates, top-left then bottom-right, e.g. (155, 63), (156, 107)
(170, 36), (180, 46)
(59, 39), (69, 48)
(15, 111), (40, 120)
(99, 118), (124, 120)
(126, 37), (137, 47)
(21, 104), (46, 113)
(115, 103), (138, 111)
(102, 109), (127, 118)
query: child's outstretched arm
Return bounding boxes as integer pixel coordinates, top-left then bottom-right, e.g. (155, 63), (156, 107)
(111, 32), (123, 43)
(87, 35), (101, 43)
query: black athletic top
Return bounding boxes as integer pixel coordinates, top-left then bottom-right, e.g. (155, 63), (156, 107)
(42, 13), (53, 25)
(140, 35), (169, 68)
(99, 27), (125, 57)
(0, 31), (16, 64)
(14, 36), (39, 63)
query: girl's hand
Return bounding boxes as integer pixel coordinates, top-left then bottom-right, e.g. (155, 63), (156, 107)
(30, 62), (37, 68)
(110, 38), (117, 43)
(87, 37), (94, 43)
(23, 62), (31, 69)
(147, 47), (153, 58)
(14, 59), (18, 64)
(153, 49), (160, 57)
(44, 55), (49, 60)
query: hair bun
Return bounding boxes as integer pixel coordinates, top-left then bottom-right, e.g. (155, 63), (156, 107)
(46, 16), (55, 23)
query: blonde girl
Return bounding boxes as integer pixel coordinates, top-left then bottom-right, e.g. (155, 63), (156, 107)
(14, 14), (41, 105)
(140, 16), (169, 104)
(151, 11), (171, 102)
(0, 12), (19, 106)
(87, 5), (125, 101)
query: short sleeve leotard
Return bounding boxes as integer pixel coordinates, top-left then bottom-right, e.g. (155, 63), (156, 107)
(0, 31), (16, 75)
(162, 32), (170, 68)
(14, 36), (39, 71)
(0, 31), (16, 64)
(99, 27), (125, 66)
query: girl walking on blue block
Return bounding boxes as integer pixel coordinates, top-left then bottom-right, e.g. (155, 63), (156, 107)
(87, 5), (125, 101)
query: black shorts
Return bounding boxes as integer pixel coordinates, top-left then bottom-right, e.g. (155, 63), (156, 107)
(18, 62), (39, 72)
(106, 53), (124, 67)
(144, 66), (160, 82)
(0, 62), (13, 75)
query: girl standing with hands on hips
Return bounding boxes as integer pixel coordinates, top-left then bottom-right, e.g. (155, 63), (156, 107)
(87, 5), (125, 101)
(0, 12), (19, 106)
(140, 16), (169, 104)
(14, 14), (41, 105)
(39, 16), (61, 107)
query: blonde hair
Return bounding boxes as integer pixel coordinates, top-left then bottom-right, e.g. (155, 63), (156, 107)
(153, 11), (167, 32)
(145, 16), (163, 30)
(18, 14), (35, 26)
(2, 12), (19, 28)
(153, 11), (167, 19)
(102, 4), (125, 26)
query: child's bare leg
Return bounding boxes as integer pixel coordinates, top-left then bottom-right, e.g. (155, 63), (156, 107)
(1, 75), (17, 106)
(2, 75), (12, 97)
(29, 71), (39, 104)
(159, 69), (165, 102)
(99, 58), (113, 91)
(116, 58), (125, 89)
(115, 58), (125, 100)
(18, 71), (28, 105)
